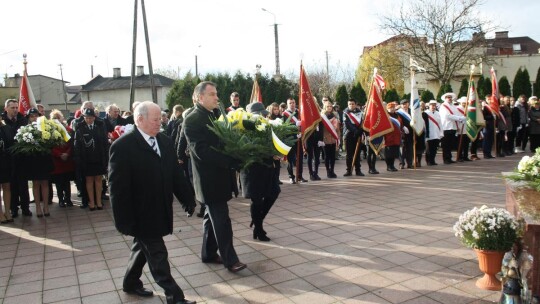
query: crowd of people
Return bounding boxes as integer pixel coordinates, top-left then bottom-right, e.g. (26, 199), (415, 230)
(0, 83), (539, 303)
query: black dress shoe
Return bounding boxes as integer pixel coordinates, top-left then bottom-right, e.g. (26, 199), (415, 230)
(203, 255), (223, 264)
(484, 155), (495, 159)
(299, 177), (308, 183)
(22, 209), (32, 216)
(368, 170), (379, 174)
(227, 262), (247, 273)
(343, 171), (352, 177)
(355, 171), (365, 176)
(166, 296), (196, 304)
(387, 168), (398, 172)
(463, 158), (472, 161)
(101, 194), (110, 200)
(123, 287), (154, 297)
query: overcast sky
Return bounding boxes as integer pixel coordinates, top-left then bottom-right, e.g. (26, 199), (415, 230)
(2, 0), (538, 86)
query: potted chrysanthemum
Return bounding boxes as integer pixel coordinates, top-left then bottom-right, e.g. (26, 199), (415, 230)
(453, 205), (520, 290)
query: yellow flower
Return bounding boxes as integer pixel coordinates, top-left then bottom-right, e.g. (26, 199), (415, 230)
(42, 131), (51, 140)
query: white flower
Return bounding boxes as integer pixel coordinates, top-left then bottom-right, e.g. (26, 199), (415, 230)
(256, 123), (267, 132)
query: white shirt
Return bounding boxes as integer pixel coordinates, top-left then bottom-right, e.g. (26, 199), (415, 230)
(439, 101), (464, 131)
(425, 110), (443, 140)
(456, 105), (467, 134)
(139, 129), (161, 156)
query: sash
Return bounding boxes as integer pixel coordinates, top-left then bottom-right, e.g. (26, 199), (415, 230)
(320, 113), (339, 144)
(345, 111), (362, 127)
(426, 112), (441, 132)
(283, 110), (299, 124)
(396, 108), (411, 123)
(442, 103), (459, 129)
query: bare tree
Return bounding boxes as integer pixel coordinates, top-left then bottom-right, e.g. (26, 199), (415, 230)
(379, 0), (495, 85)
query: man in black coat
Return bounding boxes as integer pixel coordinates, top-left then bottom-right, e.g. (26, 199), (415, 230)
(183, 81), (247, 273)
(2, 99), (31, 217)
(109, 101), (196, 304)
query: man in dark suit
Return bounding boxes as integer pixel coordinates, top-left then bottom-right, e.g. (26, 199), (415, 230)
(183, 81), (247, 273)
(109, 101), (196, 304)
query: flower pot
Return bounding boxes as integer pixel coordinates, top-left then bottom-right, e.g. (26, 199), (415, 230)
(474, 249), (505, 290)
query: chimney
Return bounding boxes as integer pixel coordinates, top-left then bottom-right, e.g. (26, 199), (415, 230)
(495, 31), (509, 39)
(113, 67), (121, 78)
(136, 66), (144, 76)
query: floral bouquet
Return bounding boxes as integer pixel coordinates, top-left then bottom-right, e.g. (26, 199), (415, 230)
(453, 205), (521, 251)
(11, 116), (69, 155)
(505, 148), (540, 191)
(110, 124), (134, 140)
(208, 104), (298, 169)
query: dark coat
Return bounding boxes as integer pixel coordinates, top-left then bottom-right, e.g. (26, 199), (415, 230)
(1, 111), (27, 133)
(109, 127), (195, 238)
(183, 104), (235, 204)
(104, 115), (127, 133)
(0, 125), (15, 183)
(240, 159), (281, 200)
(73, 120), (109, 174)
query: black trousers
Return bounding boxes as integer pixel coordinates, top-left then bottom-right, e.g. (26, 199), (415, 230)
(530, 134), (540, 152)
(286, 143), (303, 179)
(482, 128), (494, 157)
(201, 201), (239, 268)
(441, 130), (456, 162)
(426, 139), (440, 164)
(323, 144), (336, 172)
(457, 134), (470, 160)
(506, 130), (516, 153)
(10, 174), (30, 213)
(124, 237), (184, 301)
(385, 146), (399, 169)
(515, 124), (528, 150)
(306, 140), (321, 176)
(400, 138), (413, 167)
(345, 134), (361, 172)
(366, 145), (377, 171)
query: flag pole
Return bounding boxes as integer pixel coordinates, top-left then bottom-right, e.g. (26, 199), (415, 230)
(296, 63), (303, 183)
(410, 58), (417, 169)
(457, 64), (475, 160)
(352, 68), (378, 165)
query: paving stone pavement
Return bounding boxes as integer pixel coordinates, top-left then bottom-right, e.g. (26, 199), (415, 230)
(0, 151), (525, 304)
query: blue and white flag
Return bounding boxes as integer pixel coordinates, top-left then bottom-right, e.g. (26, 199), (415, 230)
(409, 59), (425, 135)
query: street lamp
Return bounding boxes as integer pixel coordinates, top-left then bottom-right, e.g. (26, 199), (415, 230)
(195, 45), (201, 78)
(261, 8), (281, 80)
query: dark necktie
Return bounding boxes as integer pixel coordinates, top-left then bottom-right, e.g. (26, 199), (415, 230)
(149, 137), (159, 156)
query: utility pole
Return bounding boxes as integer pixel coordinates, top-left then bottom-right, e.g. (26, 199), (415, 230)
(129, 0), (157, 109)
(262, 8), (281, 80)
(58, 64), (68, 111)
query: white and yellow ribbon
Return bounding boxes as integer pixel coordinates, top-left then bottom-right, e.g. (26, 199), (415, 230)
(271, 128), (291, 155)
(53, 119), (71, 142)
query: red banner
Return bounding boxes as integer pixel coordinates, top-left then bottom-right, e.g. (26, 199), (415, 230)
(249, 79), (263, 103)
(362, 72), (393, 153)
(299, 65), (321, 144)
(490, 67), (506, 125)
(19, 71), (37, 114)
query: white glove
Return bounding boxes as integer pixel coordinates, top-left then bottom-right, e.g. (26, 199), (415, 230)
(317, 141), (325, 147)
(295, 121), (302, 127)
(403, 128), (409, 134)
(517, 126), (522, 132)
(297, 134), (302, 139)
(459, 116), (467, 122)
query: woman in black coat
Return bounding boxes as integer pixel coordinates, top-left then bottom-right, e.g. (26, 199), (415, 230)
(0, 115), (14, 222)
(240, 102), (281, 241)
(74, 108), (108, 210)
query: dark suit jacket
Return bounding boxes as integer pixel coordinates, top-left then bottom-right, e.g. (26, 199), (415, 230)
(109, 127), (195, 238)
(183, 103), (235, 204)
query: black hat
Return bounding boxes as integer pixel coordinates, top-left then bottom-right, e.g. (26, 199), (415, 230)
(26, 108), (41, 117)
(82, 108), (96, 117)
(246, 102), (269, 116)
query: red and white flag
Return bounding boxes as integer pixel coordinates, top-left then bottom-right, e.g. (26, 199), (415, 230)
(299, 64), (321, 144)
(490, 67), (506, 125)
(249, 79), (263, 103)
(362, 69), (394, 153)
(19, 68), (37, 114)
